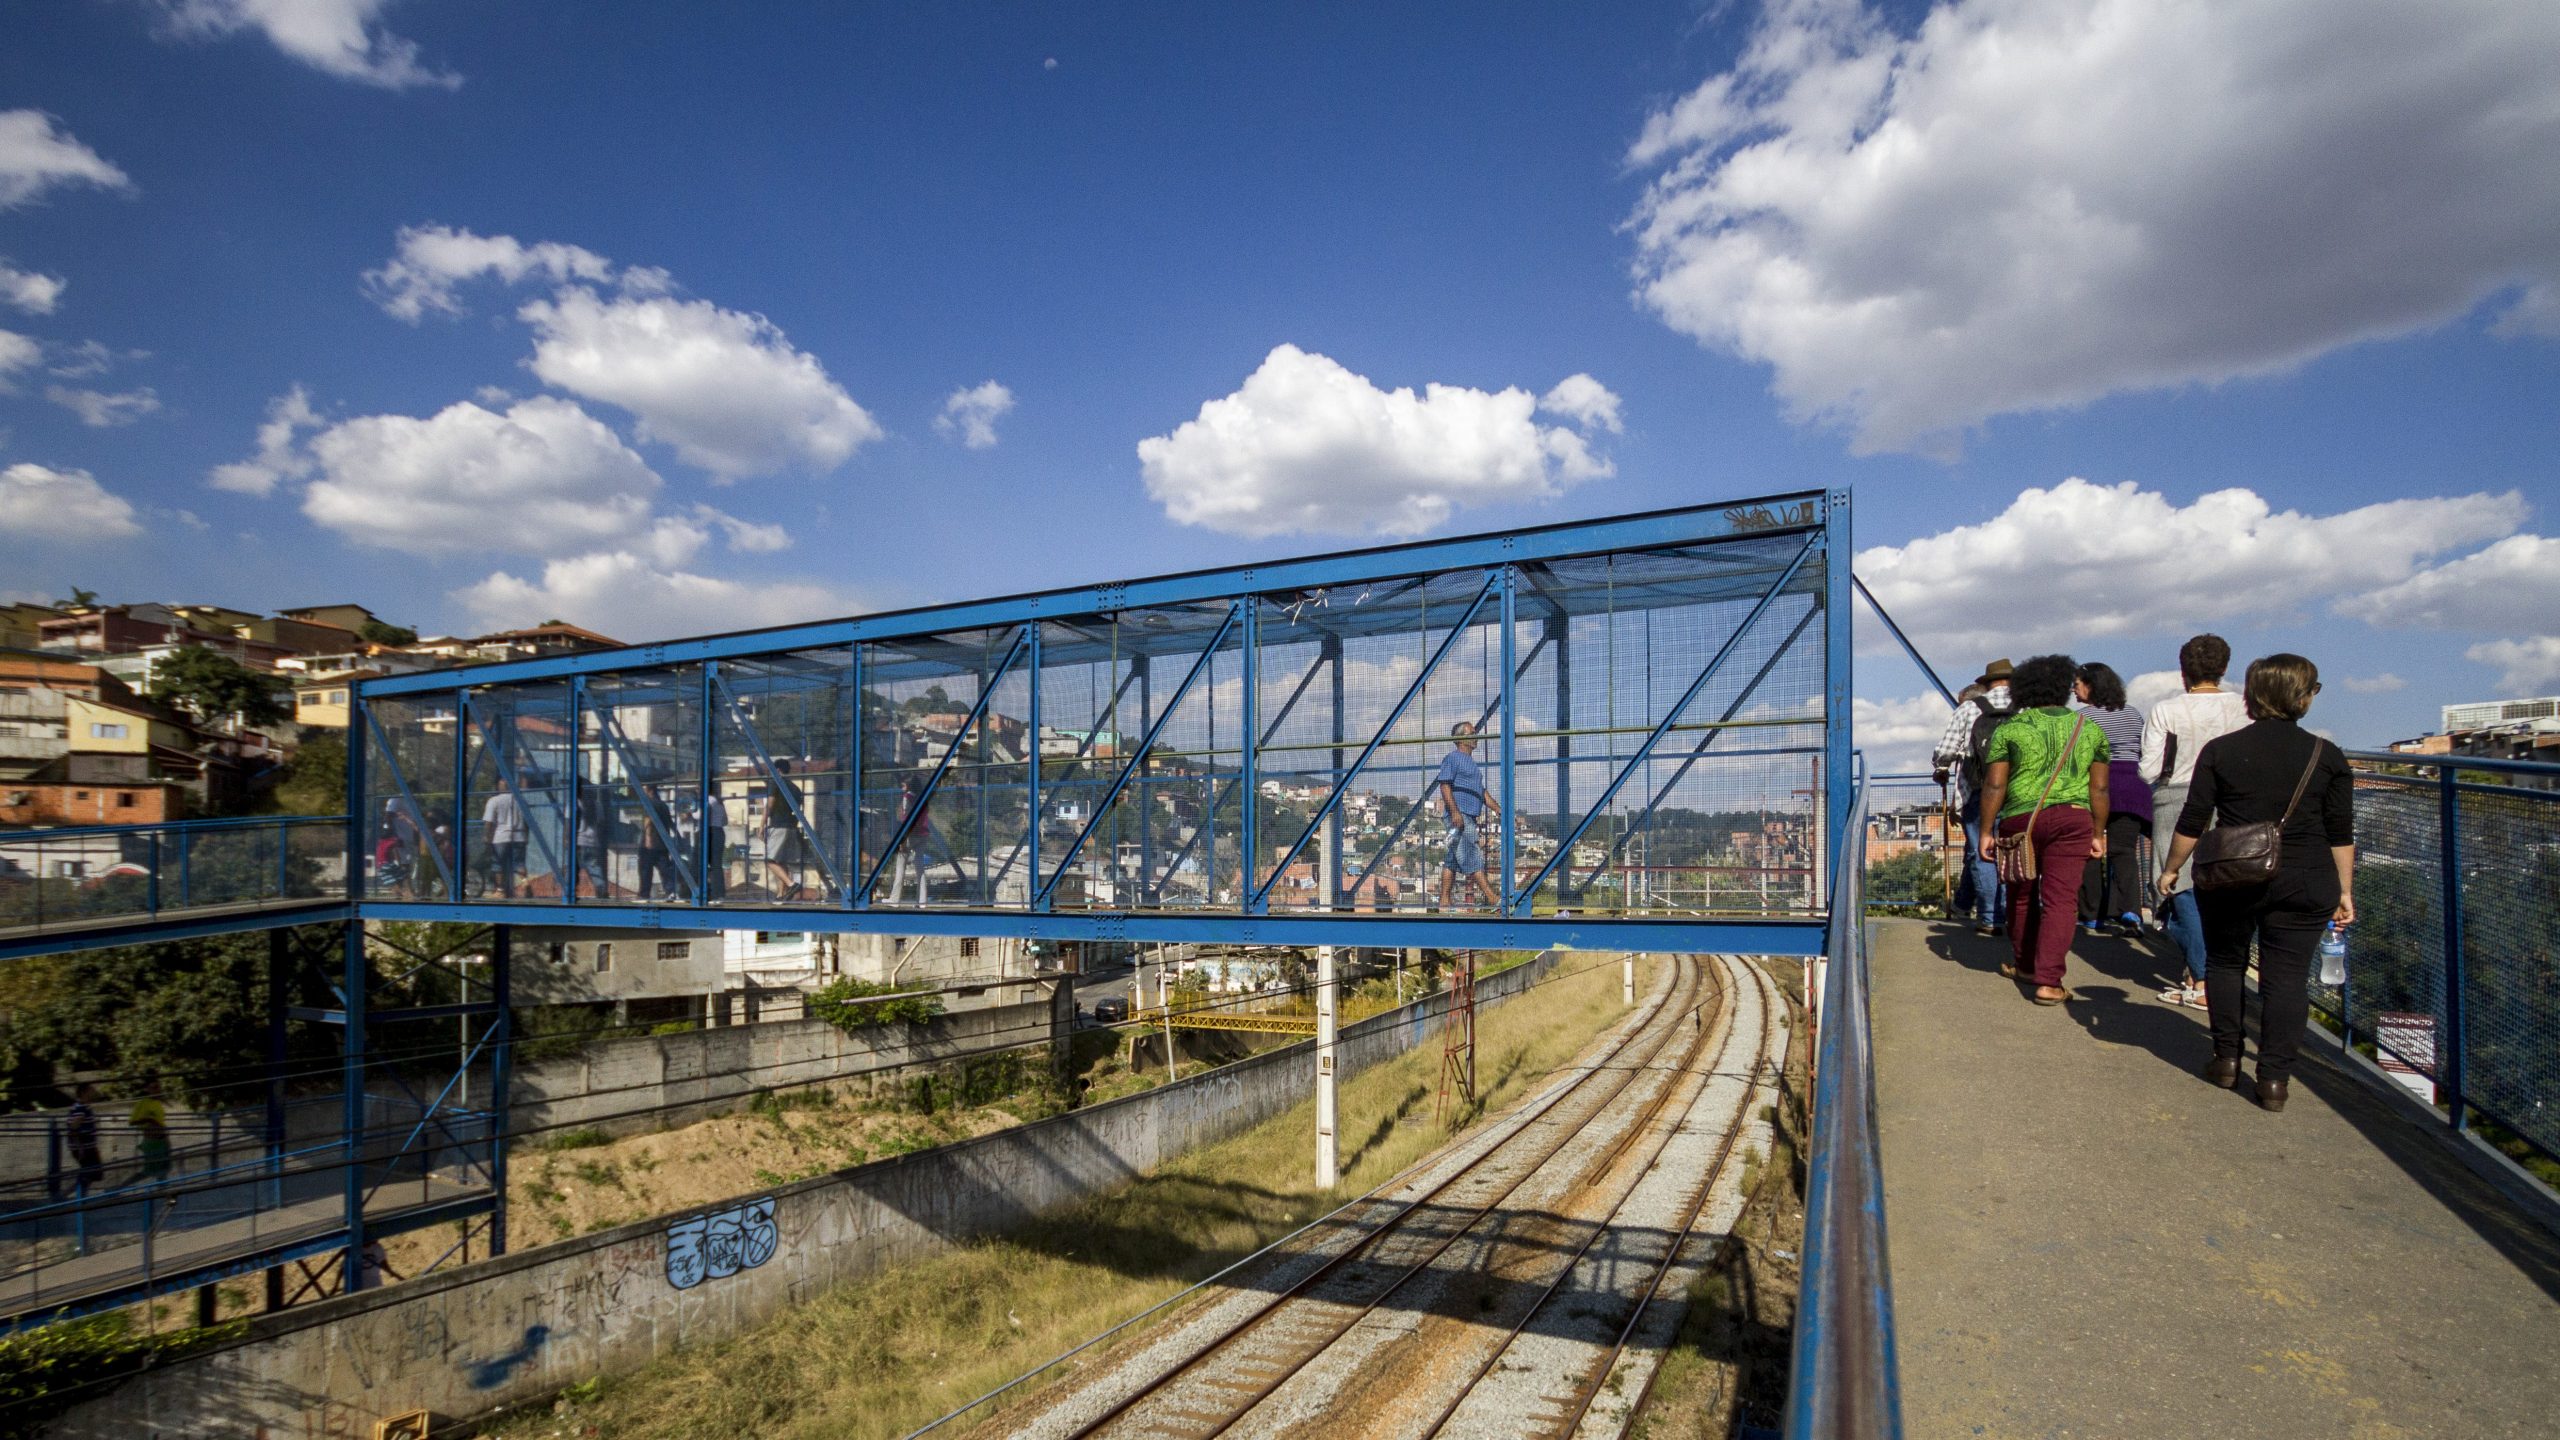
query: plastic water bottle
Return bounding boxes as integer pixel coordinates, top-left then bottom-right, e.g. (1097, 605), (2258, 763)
(2317, 924), (2347, 987)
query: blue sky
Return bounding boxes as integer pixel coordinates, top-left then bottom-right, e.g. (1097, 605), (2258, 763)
(1, 0), (2555, 763)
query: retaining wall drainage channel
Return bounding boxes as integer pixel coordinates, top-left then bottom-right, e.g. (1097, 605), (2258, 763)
(54, 953), (1562, 1438)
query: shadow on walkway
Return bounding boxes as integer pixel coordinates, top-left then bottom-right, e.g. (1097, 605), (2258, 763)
(1878, 917), (2560, 1440)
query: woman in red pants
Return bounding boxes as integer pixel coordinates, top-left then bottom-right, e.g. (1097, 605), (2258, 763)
(1975, 654), (2110, 1004)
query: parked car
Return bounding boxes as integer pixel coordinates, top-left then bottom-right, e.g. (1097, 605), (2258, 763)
(1092, 997), (1128, 1024)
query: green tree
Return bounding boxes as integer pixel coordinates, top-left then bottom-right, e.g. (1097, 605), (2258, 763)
(54, 587), (97, 609)
(1865, 849), (1947, 908)
(148, 646), (289, 729)
(357, 618), (418, 647)
(260, 732), (347, 816)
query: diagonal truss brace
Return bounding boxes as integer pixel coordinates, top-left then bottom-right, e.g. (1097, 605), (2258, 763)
(467, 700), (567, 888)
(858, 625), (1032, 900)
(1036, 601), (1240, 905)
(1252, 570), (1500, 909)
(588, 699), (698, 905)
(1572, 601), (1823, 898)
(1341, 629), (1551, 905)
(1513, 533), (1820, 905)
(711, 669), (847, 901)
(360, 702), (456, 897)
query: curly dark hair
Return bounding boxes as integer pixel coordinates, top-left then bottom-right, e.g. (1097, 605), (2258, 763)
(2010, 653), (2078, 709)
(2076, 661), (2128, 710)
(2180, 633), (2231, 686)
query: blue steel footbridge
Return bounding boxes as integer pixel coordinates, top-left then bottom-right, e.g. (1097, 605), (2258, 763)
(5, 484), (2553, 1438)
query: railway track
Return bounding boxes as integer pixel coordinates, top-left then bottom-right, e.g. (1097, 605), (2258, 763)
(990, 953), (1783, 1440)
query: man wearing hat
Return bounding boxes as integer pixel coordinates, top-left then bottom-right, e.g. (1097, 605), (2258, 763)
(1934, 660), (2015, 933)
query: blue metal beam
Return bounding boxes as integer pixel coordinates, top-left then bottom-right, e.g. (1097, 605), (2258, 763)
(0, 901), (348, 963)
(361, 491), (1827, 698)
(357, 899), (1827, 955)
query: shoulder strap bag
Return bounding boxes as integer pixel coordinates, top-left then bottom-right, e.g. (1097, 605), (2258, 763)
(1993, 714), (2086, 887)
(2191, 743), (2322, 891)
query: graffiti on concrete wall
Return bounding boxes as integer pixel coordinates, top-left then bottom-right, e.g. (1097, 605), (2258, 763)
(666, 1195), (779, 1290)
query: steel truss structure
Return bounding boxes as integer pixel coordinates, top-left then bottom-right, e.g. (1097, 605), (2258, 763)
(357, 489), (1854, 955)
(0, 487), (1856, 1335)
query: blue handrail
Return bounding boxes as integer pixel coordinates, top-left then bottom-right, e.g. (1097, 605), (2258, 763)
(1785, 755), (1904, 1438)
(0, 813), (345, 845)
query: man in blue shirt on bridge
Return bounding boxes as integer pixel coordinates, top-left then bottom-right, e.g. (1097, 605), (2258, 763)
(1434, 720), (1504, 912)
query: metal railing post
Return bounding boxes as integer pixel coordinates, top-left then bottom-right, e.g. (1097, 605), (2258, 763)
(2437, 763), (2466, 1131)
(1240, 599), (1261, 914)
(1027, 621), (1043, 911)
(147, 829), (161, 917)
(1499, 566), (1520, 916)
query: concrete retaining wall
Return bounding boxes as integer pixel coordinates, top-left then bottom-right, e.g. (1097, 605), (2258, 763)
(57, 953), (1561, 1438)
(511, 1000), (1057, 1141)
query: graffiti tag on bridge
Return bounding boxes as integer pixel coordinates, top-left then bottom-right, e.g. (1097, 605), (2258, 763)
(666, 1195), (779, 1290)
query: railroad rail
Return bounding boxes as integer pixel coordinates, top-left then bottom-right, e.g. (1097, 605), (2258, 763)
(984, 952), (1782, 1439)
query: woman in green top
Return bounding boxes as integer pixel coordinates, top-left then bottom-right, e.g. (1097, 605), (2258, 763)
(1975, 654), (2111, 1003)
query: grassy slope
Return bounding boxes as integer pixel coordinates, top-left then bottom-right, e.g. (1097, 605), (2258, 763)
(479, 953), (1660, 1440)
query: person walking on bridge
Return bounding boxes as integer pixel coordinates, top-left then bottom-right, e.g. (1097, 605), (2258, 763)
(2140, 635), (2249, 1010)
(1934, 659), (2014, 935)
(2157, 654), (2355, 1113)
(2072, 662), (2150, 934)
(1975, 655), (2108, 1005)
(1434, 720), (1503, 911)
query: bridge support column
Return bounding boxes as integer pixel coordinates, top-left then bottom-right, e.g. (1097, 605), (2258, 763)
(1315, 943), (1338, 1189)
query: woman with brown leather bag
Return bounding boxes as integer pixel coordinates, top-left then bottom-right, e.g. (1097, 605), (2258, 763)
(2156, 654), (2356, 1113)
(1975, 654), (2110, 1005)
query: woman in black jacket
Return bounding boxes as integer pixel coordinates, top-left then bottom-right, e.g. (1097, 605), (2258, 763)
(2156, 654), (2356, 1112)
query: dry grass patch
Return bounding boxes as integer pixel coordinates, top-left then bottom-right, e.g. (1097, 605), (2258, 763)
(477, 953), (1660, 1440)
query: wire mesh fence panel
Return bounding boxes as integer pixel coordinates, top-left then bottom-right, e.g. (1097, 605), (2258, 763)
(555, 665), (708, 906)
(1027, 617), (1140, 905)
(362, 692), (463, 902)
(2451, 780), (2560, 1156)
(1514, 538), (1827, 917)
(711, 650), (855, 908)
(2327, 771), (2447, 1078)
(459, 682), (573, 903)
(857, 624), (1028, 908)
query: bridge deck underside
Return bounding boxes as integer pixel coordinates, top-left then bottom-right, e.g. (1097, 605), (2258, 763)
(1873, 918), (2560, 1438)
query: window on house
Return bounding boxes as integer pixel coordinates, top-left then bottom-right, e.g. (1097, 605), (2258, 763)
(73, 790), (89, 801)
(593, 943), (613, 974)
(656, 941), (689, 961)
(88, 723), (128, 740)
(115, 792), (135, 808)
(329, 691), (346, 704)
(959, 937), (979, 958)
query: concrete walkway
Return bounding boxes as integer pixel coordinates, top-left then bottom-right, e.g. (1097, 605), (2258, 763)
(1873, 918), (2560, 1440)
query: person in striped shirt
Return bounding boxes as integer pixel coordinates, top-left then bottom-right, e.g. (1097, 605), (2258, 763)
(2072, 662), (2151, 934)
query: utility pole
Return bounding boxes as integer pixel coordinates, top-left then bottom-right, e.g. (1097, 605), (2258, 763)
(1624, 952), (1635, 1008)
(1314, 828), (1339, 1188)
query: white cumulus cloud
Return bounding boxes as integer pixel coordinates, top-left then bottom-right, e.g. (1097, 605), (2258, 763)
(365, 224), (614, 322)
(2336, 534), (2560, 632)
(935, 380), (1015, 449)
(2337, 673), (2408, 695)
(208, 384), (323, 495)
(0, 111), (132, 210)
(2466, 638), (2560, 695)
(0, 462), (142, 541)
(300, 395), (664, 555)
(363, 227), (880, 480)
(155, 0), (459, 91)
(1625, 0), (2560, 454)
(1538, 374), (1624, 433)
(456, 553), (852, 643)
(1853, 693), (1956, 777)
(521, 288), (881, 480)
(1857, 478), (2524, 658)
(0, 261), (63, 315)
(45, 385), (160, 428)
(1138, 345), (1617, 540)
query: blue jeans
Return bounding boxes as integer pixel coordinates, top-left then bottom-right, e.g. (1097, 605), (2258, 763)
(2164, 889), (2207, 982)
(1959, 816), (2001, 927)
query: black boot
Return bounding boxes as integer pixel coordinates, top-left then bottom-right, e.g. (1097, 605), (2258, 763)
(2255, 1075), (2289, 1112)
(2202, 1056), (2242, 1088)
